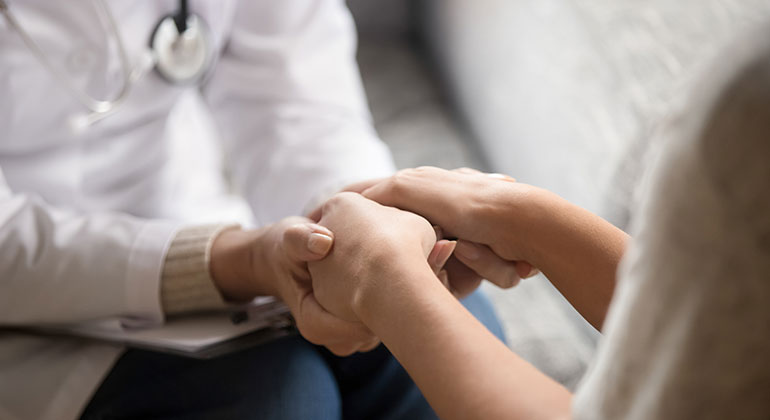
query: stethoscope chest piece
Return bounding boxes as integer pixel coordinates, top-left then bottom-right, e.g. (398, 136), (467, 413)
(150, 13), (213, 85)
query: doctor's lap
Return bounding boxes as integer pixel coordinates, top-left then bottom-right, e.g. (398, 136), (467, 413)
(80, 291), (503, 420)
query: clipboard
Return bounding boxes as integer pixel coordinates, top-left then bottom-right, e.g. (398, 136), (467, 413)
(33, 298), (298, 359)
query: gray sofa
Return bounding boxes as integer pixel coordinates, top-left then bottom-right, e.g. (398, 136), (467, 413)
(347, 0), (770, 389)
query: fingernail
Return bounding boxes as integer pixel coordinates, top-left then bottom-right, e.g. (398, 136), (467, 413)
(454, 240), (480, 260)
(487, 173), (516, 182)
(435, 240), (456, 268)
(309, 224), (333, 237)
(526, 267), (540, 278)
(308, 233), (333, 255)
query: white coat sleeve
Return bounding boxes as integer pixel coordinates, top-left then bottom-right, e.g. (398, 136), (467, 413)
(0, 166), (179, 327)
(203, 0), (396, 225)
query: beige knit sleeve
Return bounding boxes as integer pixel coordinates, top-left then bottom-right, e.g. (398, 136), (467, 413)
(160, 224), (239, 315)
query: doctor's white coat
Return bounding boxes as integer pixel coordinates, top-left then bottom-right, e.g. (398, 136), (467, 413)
(0, 1), (395, 419)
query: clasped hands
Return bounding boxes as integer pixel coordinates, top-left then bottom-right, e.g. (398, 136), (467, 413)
(211, 167), (537, 356)
(307, 167), (540, 353)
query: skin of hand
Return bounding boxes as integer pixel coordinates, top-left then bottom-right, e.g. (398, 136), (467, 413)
(307, 192), (438, 323)
(209, 217), (380, 356)
(308, 176), (532, 298)
(361, 166), (629, 330)
(359, 167), (527, 260)
(306, 192), (572, 420)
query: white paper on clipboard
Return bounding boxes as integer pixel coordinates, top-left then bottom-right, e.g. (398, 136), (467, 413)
(42, 298), (295, 358)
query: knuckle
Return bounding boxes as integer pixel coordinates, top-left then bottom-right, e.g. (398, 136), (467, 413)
(323, 194), (341, 211)
(337, 191), (361, 202)
(389, 169), (414, 191)
(295, 323), (324, 345)
(351, 327), (375, 343)
(327, 191), (359, 208)
(498, 265), (520, 289)
(340, 325), (372, 346)
(361, 336), (379, 349)
(493, 276), (514, 289)
(356, 329), (378, 345)
(362, 340), (382, 352)
(321, 194), (344, 217)
(282, 223), (304, 242)
(412, 212), (433, 229)
(502, 277), (521, 289)
(328, 344), (357, 357)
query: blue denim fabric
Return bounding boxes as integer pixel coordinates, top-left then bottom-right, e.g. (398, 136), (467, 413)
(80, 289), (505, 420)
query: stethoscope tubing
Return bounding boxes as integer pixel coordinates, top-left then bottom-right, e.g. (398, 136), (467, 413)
(0, 0), (195, 126)
(0, 0), (134, 115)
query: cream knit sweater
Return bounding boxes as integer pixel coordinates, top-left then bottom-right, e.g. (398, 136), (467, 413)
(160, 225), (235, 315)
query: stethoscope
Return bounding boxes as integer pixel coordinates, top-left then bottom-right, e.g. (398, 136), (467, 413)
(0, 0), (214, 127)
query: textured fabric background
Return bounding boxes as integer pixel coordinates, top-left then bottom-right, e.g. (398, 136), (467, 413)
(348, 0), (770, 389)
(418, 0), (770, 225)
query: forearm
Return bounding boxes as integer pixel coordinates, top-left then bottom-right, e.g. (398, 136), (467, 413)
(356, 262), (572, 420)
(509, 185), (629, 330)
(0, 193), (178, 325)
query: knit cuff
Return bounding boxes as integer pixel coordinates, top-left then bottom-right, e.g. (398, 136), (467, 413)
(160, 224), (240, 316)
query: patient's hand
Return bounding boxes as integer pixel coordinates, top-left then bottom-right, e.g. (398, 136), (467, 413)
(308, 192), (437, 322)
(361, 167), (538, 288)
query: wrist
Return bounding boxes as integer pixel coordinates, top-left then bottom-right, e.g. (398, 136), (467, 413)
(500, 183), (611, 268)
(463, 182), (537, 259)
(484, 183), (551, 260)
(209, 228), (264, 302)
(251, 225), (284, 299)
(353, 254), (438, 326)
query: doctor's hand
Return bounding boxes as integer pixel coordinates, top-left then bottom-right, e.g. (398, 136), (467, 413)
(308, 192), (438, 323)
(210, 218), (380, 356)
(360, 167), (539, 290)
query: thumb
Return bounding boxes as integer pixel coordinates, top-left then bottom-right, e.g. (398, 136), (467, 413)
(283, 223), (335, 262)
(428, 239), (457, 275)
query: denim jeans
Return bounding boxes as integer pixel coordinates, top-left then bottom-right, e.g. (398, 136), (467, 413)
(80, 289), (505, 420)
